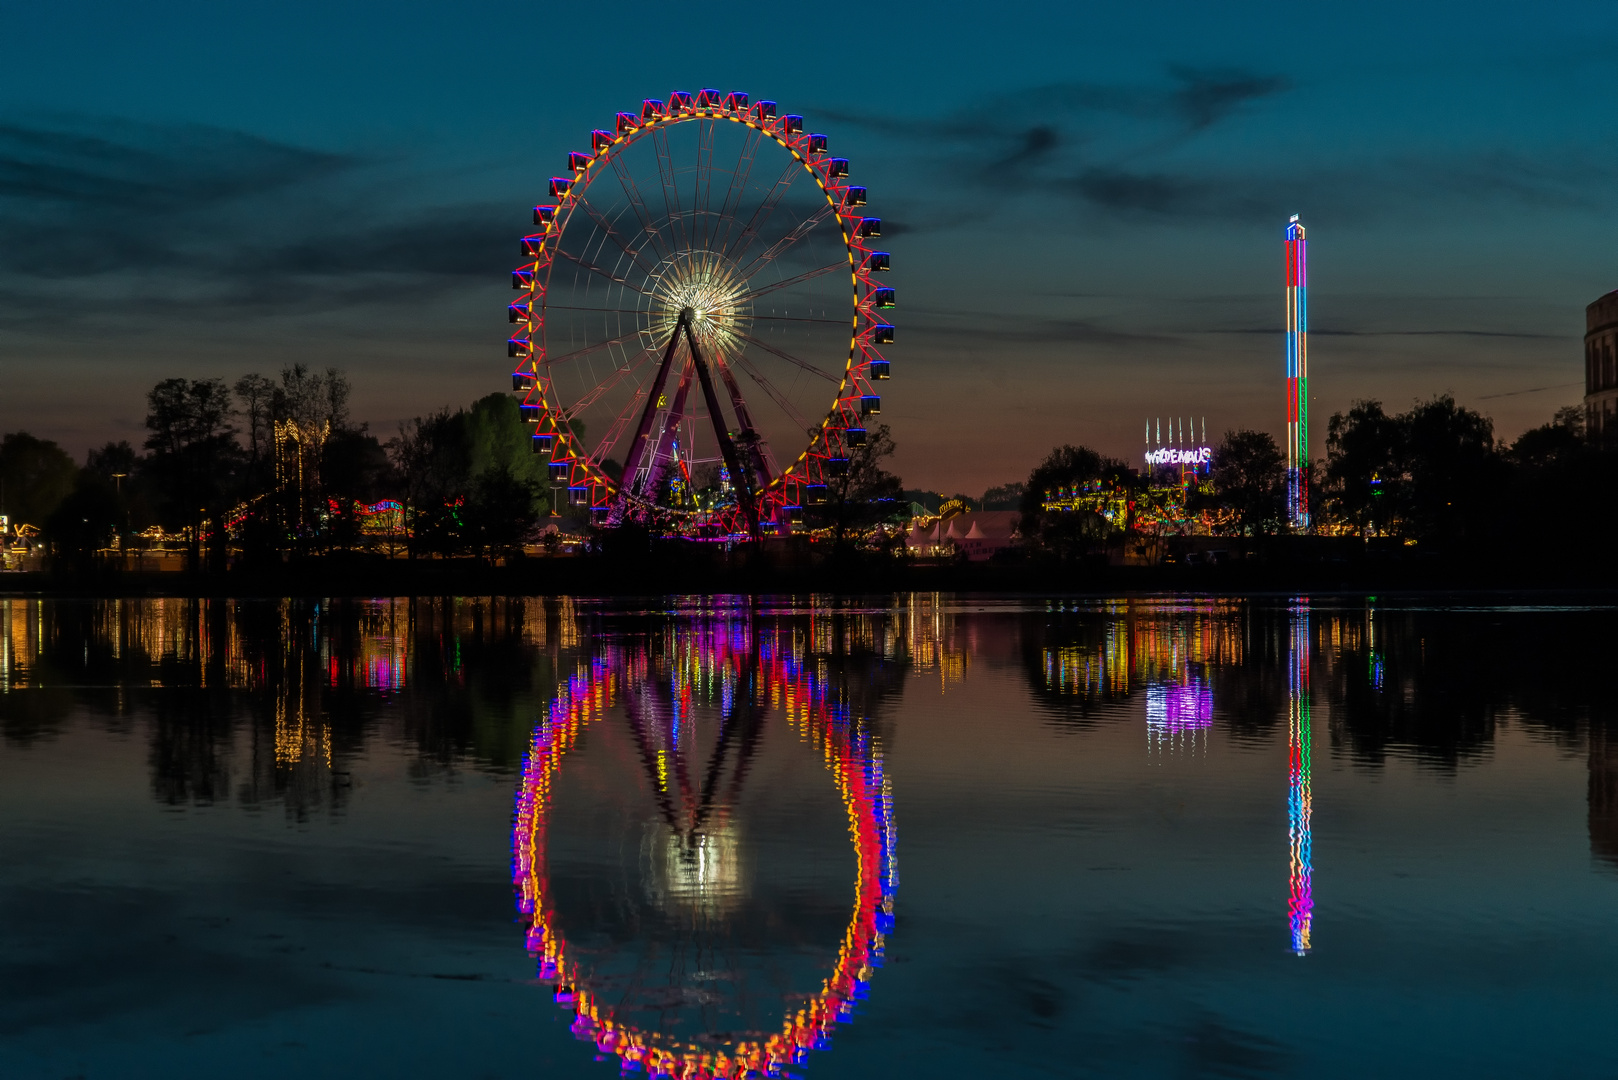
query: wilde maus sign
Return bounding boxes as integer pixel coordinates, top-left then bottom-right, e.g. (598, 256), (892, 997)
(1144, 446), (1211, 467)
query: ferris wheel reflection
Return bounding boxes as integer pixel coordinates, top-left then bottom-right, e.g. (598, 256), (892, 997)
(512, 617), (897, 1079)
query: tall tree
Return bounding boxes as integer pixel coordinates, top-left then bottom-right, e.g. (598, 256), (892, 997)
(387, 409), (471, 558)
(1325, 400), (1402, 534)
(1210, 429), (1285, 535)
(813, 423), (903, 550)
(143, 378), (240, 570)
(233, 373), (276, 470)
(1399, 394), (1501, 548)
(1019, 444), (1130, 560)
(0, 432), (78, 529)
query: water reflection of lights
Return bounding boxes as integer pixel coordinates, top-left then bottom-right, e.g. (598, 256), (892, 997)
(1146, 677), (1213, 759)
(512, 623), (897, 1079)
(1287, 600), (1314, 955)
(649, 823), (746, 914)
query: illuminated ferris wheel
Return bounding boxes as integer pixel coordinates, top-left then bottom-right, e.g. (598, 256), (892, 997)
(509, 90), (894, 537)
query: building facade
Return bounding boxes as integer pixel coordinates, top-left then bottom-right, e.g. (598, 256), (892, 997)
(1585, 291), (1618, 447)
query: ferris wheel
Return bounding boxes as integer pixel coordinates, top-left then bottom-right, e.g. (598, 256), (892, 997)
(509, 90), (894, 537)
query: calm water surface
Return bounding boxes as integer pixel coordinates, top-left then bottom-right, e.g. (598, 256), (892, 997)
(1, 594), (1615, 1078)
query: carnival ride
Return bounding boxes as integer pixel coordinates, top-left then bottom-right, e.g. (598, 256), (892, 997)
(512, 619), (897, 1078)
(1285, 216), (1310, 531)
(508, 91), (893, 539)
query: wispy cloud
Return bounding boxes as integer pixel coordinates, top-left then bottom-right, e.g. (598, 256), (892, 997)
(0, 115), (503, 323)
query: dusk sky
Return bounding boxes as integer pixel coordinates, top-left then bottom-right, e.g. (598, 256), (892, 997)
(2, 1), (1615, 494)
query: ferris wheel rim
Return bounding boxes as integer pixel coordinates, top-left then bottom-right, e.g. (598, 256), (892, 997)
(508, 91), (893, 531)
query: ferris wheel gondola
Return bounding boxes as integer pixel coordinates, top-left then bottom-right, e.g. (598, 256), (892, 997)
(508, 91), (894, 537)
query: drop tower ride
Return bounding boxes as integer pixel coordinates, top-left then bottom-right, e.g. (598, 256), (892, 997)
(1285, 215), (1309, 530)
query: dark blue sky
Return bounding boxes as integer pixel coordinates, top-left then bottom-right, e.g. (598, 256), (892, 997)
(2, 1), (1614, 492)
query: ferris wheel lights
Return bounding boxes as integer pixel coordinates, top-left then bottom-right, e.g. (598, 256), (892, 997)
(640, 99), (666, 120)
(869, 360), (891, 380)
(590, 129), (613, 151)
(863, 252), (890, 272)
(825, 457), (850, 477)
(519, 404), (541, 423)
(825, 157), (850, 179)
(567, 485), (591, 506)
(530, 432), (552, 455)
(614, 112), (637, 134)
(508, 338), (533, 358)
(549, 177), (573, 198)
(508, 302), (532, 324)
(841, 186), (866, 207)
(754, 99), (777, 120)
(845, 427), (868, 447)
(871, 287), (895, 308)
(856, 217), (881, 237)
(781, 114), (804, 135)
(871, 324), (895, 344)
(860, 395), (880, 416)
(806, 133), (828, 154)
(511, 269), (535, 289)
(697, 89), (721, 109)
(567, 151), (592, 173)
(521, 234), (546, 257)
(532, 205), (557, 226)
(803, 483), (828, 505)
(512, 371), (536, 391)
(548, 461), (572, 482)
(669, 91), (695, 112)
(724, 91), (749, 111)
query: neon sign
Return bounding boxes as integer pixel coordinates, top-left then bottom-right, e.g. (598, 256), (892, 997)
(1144, 446), (1211, 467)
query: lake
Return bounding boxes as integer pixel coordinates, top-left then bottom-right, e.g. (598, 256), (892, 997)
(1, 594), (1614, 1079)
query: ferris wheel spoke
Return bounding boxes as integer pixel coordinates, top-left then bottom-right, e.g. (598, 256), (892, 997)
(561, 345), (655, 420)
(722, 159), (799, 263)
(577, 195), (662, 279)
(729, 351), (814, 433)
(542, 327), (646, 367)
(730, 328), (840, 382)
(543, 304), (651, 316)
(611, 151), (671, 264)
(736, 203), (836, 281)
(693, 118), (718, 252)
(555, 248), (654, 296)
(651, 127), (689, 258)
(750, 315), (852, 325)
(711, 126), (765, 256)
(737, 260), (849, 304)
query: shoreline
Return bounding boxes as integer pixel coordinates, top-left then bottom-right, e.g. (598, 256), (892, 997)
(3, 554), (1613, 599)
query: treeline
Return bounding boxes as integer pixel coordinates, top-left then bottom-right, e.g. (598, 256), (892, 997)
(1015, 395), (1618, 564)
(0, 366), (554, 571)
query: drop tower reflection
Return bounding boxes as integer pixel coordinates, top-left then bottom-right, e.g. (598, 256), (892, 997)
(512, 614), (898, 1079)
(1287, 599), (1314, 955)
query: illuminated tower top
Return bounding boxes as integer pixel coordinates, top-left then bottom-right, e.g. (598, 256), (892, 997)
(1285, 216), (1309, 531)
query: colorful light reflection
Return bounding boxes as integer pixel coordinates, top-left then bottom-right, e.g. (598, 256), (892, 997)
(511, 622), (897, 1079)
(1146, 677), (1213, 758)
(1287, 600), (1313, 954)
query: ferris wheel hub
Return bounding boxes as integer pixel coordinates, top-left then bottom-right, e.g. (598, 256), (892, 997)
(648, 249), (751, 354)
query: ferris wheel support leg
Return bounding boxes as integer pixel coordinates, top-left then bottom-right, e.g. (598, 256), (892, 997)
(612, 312), (689, 524)
(714, 358), (772, 491)
(640, 360), (694, 510)
(681, 316), (760, 539)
